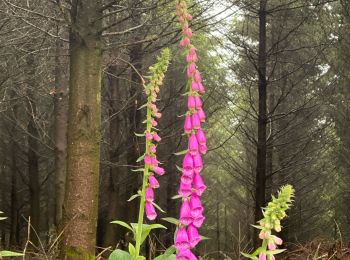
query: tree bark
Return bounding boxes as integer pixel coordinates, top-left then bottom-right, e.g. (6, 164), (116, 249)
(254, 0), (268, 247)
(61, 0), (103, 258)
(27, 94), (40, 245)
(54, 28), (69, 228)
(9, 90), (19, 247)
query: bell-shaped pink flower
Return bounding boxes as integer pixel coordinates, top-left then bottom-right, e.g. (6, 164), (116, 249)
(188, 134), (199, 155)
(199, 144), (207, 154)
(191, 81), (200, 92)
(268, 241), (277, 250)
(184, 28), (193, 38)
(144, 155), (152, 165)
(190, 194), (204, 217)
(176, 249), (191, 260)
(184, 115), (192, 134)
(181, 173), (193, 185)
(189, 47), (196, 56)
(180, 37), (191, 47)
(182, 153), (194, 172)
(191, 112), (201, 130)
(194, 96), (202, 109)
(258, 253), (267, 260)
(145, 132), (153, 140)
(196, 128), (206, 145)
(197, 108), (206, 122)
(198, 82), (205, 93)
(192, 213), (205, 228)
(179, 181), (192, 198)
(273, 236), (283, 245)
(146, 187), (154, 202)
(186, 53), (198, 63)
(187, 225), (201, 248)
(187, 63), (196, 77)
(180, 199), (193, 225)
(153, 133), (161, 142)
(151, 156), (158, 166)
(150, 119), (158, 127)
(187, 96), (196, 110)
(145, 202), (157, 220)
(193, 153), (203, 173)
(150, 145), (156, 154)
(194, 71), (202, 83)
(187, 14), (193, 21)
(175, 227), (190, 251)
(148, 175), (159, 189)
(153, 166), (165, 176)
(193, 172), (206, 196)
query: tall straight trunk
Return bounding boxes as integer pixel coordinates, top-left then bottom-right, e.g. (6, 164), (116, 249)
(61, 0), (103, 258)
(216, 198), (220, 259)
(27, 99), (41, 246)
(102, 64), (126, 249)
(9, 90), (19, 246)
(125, 7), (143, 226)
(254, 0), (268, 246)
(27, 56), (41, 246)
(266, 93), (274, 196)
(54, 29), (69, 228)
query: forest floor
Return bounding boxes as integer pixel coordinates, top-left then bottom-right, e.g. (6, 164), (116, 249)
(281, 239), (350, 259)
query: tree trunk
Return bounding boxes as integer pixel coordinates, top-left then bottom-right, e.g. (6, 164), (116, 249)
(54, 28), (69, 228)
(61, 0), (103, 258)
(102, 64), (126, 249)
(27, 93), (40, 245)
(9, 90), (19, 247)
(254, 0), (268, 247)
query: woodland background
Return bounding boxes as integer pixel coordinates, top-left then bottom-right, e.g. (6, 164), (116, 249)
(0, 0), (349, 259)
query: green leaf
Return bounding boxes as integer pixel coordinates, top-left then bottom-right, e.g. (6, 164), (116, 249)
(200, 235), (210, 241)
(127, 194), (141, 202)
(171, 195), (182, 200)
(154, 245), (177, 259)
(136, 257), (146, 260)
(241, 252), (258, 260)
(110, 220), (134, 233)
(131, 223), (166, 244)
(131, 168), (145, 172)
(136, 154), (145, 163)
(135, 132), (145, 137)
(128, 243), (136, 257)
(0, 251), (24, 257)
(152, 202), (166, 213)
(268, 249), (286, 255)
(138, 103), (148, 110)
(154, 254), (176, 260)
(175, 165), (183, 172)
(174, 149), (189, 156)
(162, 217), (180, 225)
(109, 249), (132, 260)
(0, 217), (7, 220)
(141, 224), (166, 244)
(251, 224), (263, 230)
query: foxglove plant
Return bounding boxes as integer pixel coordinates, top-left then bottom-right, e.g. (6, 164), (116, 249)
(174, 1), (207, 259)
(109, 49), (171, 260)
(242, 185), (295, 260)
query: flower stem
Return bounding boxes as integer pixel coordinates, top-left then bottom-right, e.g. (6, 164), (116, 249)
(135, 100), (152, 258)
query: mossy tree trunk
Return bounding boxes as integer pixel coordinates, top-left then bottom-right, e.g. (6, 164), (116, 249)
(61, 0), (103, 258)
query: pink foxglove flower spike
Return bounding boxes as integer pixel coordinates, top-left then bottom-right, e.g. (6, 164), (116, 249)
(175, 0), (207, 258)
